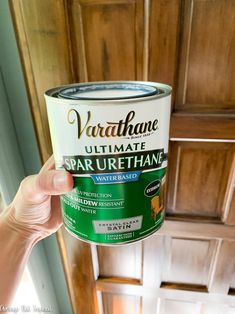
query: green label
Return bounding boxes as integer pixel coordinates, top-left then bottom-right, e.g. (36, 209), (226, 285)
(61, 167), (166, 244)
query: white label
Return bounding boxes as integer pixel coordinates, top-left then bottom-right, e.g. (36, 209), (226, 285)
(93, 216), (143, 234)
(45, 93), (171, 174)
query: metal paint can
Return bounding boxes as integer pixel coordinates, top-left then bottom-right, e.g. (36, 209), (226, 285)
(45, 81), (171, 245)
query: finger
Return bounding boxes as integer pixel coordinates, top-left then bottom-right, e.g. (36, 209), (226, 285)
(40, 155), (55, 173)
(20, 170), (73, 203)
(36, 197), (63, 235)
(46, 196), (63, 230)
(38, 170), (74, 195)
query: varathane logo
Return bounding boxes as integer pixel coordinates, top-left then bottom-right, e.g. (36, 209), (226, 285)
(67, 110), (159, 139)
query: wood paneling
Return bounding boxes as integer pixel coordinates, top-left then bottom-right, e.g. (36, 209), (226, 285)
(142, 235), (164, 287)
(59, 227), (98, 314)
(187, 0), (235, 111)
(160, 301), (235, 314)
(167, 142), (235, 218)
(200, 304), (235, 314)
(159, 299), (200, 314)
(176, 0), (235, 113)
(223, 157), (235, 225)
(97, 280), (235, 304)
(170, 114), (235, 140)
(97, 243), (142, 280)
(10, 0), (74, 161)
(162, 238), (215, 286)
(148, 0), (180, 103)
(225, 192), (235, 225)
(69, 0), (144, 82)
(159, 220), (235, 241)
(102, 292), (141, 314)
(9, 0), (235, 313)
(208, 241), (235, 294)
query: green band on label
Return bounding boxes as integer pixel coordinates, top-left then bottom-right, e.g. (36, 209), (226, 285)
(61, 168), (166, 244)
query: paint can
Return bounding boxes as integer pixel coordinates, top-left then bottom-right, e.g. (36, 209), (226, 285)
(45, 81), (171, 245)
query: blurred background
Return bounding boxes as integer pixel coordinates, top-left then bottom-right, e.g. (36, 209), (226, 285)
(0, 0), (235, 313)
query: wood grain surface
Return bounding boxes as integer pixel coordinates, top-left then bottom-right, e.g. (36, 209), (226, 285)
(9, 0), (235, 313)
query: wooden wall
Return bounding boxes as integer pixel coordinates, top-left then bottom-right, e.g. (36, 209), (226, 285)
(10, 0), (235, 313)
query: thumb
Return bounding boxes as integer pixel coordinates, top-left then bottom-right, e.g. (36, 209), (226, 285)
(20, 170), (74, 204)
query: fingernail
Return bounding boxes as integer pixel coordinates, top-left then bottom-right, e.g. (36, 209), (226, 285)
(54, 171), (68, 189)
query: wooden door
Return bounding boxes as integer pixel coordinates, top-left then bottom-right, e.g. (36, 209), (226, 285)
(10, 0), (235, 313)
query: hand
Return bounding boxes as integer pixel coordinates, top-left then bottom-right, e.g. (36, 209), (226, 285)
(3, 156), (73, 242)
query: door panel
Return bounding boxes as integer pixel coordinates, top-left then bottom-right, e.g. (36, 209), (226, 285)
(97, 243), (142, 280)
(102, 293), (141, 314)
(167, 142), (235, 219)
(159, 299), (200, 314)
(161, 238), (216, 286)
(176, 0), (235, 113)
(185, 1), (235, 111)
(69, 0), (144, 81)
(10, 0), (235, 313)
(148, 0), (181, 98)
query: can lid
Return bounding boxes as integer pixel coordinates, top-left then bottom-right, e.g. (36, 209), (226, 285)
(58, 82), (163, 100)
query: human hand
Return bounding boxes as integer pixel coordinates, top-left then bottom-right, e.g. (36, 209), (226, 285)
(3, 156), (73, 242)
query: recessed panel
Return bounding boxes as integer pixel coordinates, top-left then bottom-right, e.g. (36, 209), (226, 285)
(97, 242), (142, 279)
(177, 0), (235, 112)
(148, 0), (180, 104)
(162, 237), (215, 285)
(167, 142), (234, 218)
(102, 292), (141, 314)
(73, 0), (144, 81)
(159, 299), (200, 314)
(200, 304), (232, 314)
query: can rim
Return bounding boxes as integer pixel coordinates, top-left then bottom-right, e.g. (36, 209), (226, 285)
(45, 81), (172, 104)
(58, 82), (160, 100)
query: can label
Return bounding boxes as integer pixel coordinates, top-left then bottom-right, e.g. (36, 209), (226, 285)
(45, 83), (171, 244)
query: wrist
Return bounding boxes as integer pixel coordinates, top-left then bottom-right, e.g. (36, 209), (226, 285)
(0, 206), (41, 246)
(0, 207), (38, 306)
